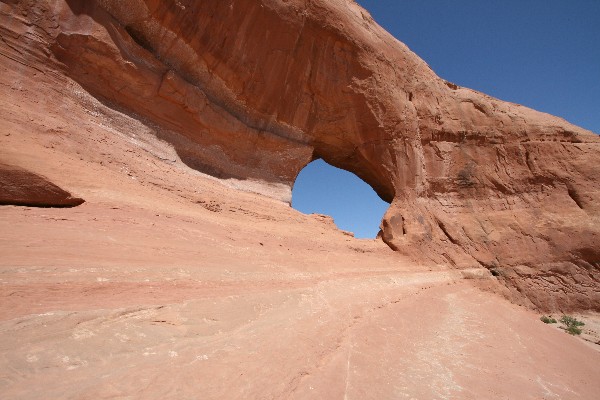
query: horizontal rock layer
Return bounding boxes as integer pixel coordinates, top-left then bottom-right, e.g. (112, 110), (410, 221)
(1, 0), (598, 310)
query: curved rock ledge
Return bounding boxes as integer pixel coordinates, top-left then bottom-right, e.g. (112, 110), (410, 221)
(0, 163), (84, 208)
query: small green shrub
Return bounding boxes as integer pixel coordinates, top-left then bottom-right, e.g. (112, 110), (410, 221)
(566, 325), (583, 335)
(560, 315), (585, 335)
(540, 316), (557, 324)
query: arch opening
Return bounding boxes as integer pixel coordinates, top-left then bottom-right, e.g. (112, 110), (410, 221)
(291, 159), (390, 239)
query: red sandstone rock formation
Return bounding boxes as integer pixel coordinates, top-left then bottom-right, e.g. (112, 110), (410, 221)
(2, 2), (600, 398)
(0, 163), (84, 207)
(1, 0), (598, 310)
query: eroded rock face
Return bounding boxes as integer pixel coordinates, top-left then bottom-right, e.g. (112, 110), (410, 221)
(1, 0), (598, 310)
(0, 163), (84, 207)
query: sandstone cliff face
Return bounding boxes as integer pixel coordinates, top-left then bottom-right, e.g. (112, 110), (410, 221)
(1, 0), (598, 310)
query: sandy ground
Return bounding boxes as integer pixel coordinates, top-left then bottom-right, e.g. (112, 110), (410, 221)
(0, 47), (599, 399)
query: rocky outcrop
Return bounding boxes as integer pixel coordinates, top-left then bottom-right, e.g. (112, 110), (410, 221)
(1, 0), (598, 310)
(0, 163), (84, 207)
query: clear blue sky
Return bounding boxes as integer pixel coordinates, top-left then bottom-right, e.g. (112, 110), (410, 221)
(292, 0), (600, 239)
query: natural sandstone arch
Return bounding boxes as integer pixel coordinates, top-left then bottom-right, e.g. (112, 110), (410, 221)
(9, 0), (599, 310)
(291, 158), (389, 238)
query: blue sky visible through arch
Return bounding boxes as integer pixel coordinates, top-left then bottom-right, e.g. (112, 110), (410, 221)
(292, 159), (389, 239)
(292, 1), (599, 240)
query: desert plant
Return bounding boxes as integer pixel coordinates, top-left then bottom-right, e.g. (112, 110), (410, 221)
(559, 315), (585, 335)
(566, 325), (583, 335)
(540, 316), (557, 324)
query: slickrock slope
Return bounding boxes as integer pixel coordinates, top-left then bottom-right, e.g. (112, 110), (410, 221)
(0, 0), (599, 398)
